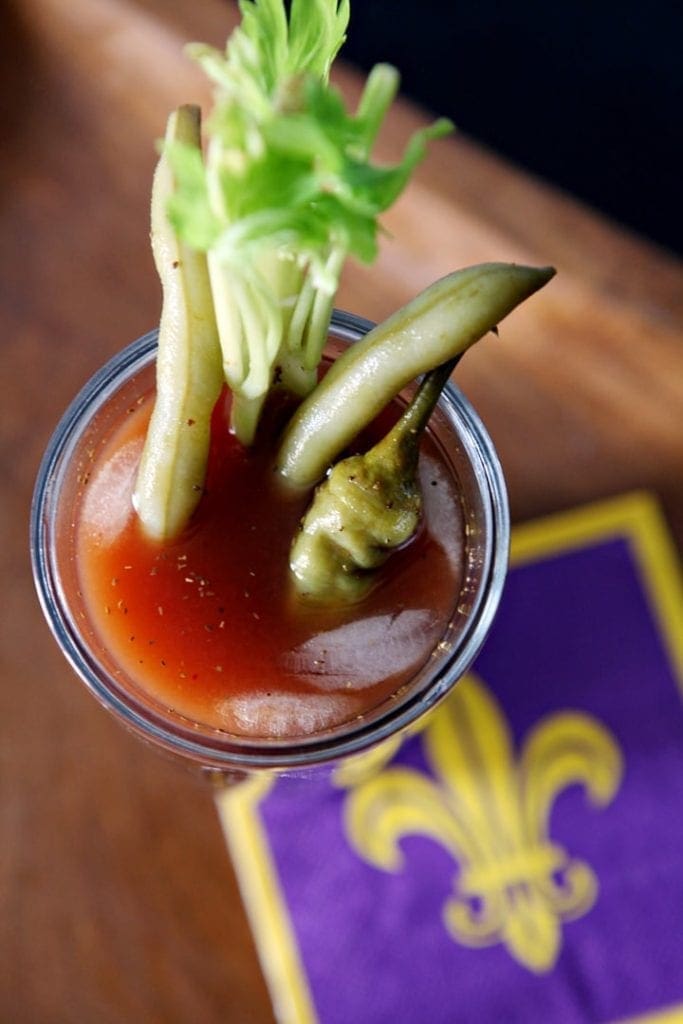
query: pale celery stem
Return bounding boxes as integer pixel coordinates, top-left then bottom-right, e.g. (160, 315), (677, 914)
(285, 268), (317, 356)
(230, 393), (267, 446)
(301, 246), (346, 370)
(206, 138), (251, 390)
(278, 351), (317, 397)
(229, 273), (279, 443)
(248, 268), (283, 365)
(207, 254), (248, 387)
(355, 64), (399, 153)
(232, 273), (266, 396)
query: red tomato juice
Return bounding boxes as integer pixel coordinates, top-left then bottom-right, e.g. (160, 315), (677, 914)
(76, 389), (464, 739)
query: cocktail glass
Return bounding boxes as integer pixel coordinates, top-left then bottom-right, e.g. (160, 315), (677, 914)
(31, 310), (509, 774)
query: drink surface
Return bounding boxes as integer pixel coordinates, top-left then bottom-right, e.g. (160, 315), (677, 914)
(76, 390), (464, 739)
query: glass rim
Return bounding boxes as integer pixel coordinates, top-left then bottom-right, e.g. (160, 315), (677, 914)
(31, 311), (509, 771)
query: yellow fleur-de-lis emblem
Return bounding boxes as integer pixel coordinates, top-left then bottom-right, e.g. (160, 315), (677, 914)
(342, 673), (623, 973)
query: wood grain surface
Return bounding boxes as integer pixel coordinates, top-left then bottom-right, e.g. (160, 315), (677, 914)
(2, 0), (681, 1021)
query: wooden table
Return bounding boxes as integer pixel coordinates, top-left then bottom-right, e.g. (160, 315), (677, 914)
(2, 0), (681, 1020)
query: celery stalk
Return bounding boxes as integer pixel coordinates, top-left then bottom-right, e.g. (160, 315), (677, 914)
(163, 1), (451, 443)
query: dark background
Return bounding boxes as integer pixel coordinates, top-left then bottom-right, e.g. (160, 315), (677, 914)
(341, 1), (681, 256)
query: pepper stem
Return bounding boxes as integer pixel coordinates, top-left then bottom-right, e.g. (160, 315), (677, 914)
(370, 356), (459, 475)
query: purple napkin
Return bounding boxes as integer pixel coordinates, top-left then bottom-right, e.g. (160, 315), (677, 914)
(217, 493), (683, 1024)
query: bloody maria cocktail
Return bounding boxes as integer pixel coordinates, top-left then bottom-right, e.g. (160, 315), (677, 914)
(31, 311), (509, 771)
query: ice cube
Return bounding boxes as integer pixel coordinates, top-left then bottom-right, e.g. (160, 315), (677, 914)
(80, 438), (141, 543)
(419, 453), (464, 575)
(282, 608), (439, 691)
(220, 692), (359, 738)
